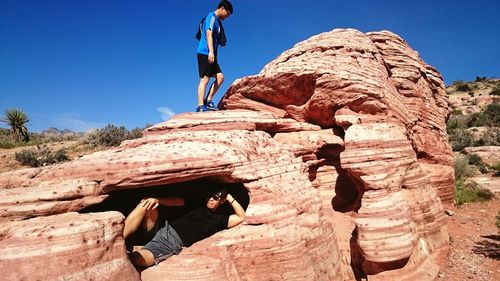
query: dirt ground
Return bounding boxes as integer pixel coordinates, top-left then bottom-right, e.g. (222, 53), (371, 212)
(0, 141), (101, 173)
(438, 198), (500, 281)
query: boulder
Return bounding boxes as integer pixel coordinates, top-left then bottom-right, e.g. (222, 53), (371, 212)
(0, 28), (453, 280)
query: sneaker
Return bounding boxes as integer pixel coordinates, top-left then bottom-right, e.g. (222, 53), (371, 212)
(204, 100), (219, 111)
(196, 105), (209, 112)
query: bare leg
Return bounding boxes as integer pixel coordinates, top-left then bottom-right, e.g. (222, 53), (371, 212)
(206, 72), (224, 102)
(197, 76), (210, 106)
(129, 249), (156, 267)
(124, 202), (158, 240)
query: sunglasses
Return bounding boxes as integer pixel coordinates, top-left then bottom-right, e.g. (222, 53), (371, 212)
(211, 195), (223, 201)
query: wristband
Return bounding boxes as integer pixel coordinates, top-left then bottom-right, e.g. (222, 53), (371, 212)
(230, 199), (235, 204)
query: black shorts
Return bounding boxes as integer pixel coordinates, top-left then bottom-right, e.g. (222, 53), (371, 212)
(197, 53), (222, 78)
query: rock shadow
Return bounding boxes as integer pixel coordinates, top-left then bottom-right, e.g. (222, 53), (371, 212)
(81, 178), (249, 251)
(331, 169), (363, 213)
(472, 235), (500, 259)
(350, 228), (367, 280)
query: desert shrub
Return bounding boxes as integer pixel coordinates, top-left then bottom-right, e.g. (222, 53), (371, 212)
(490, 162), (500, 177)
(466, 112), (488, 127)
(449, 128), (474, 151)
(0, 128), (20, 148)
(0, 142), (15, 149)
(475, 76), (487, 82)
(482, 103), (500, 126)
(466, 103), (500, 127)
(447, 114), (467, 132)
(474, 127), (500, 146)
(83, 124), (143, 147)
(454, 155), (476, 180)
(467, 154), (488, 174)
(454, 81), (472, 92)
(468, 91), (475, 97)
(128, 127), (143, 139)
(490, 86), (500, 96)
(15, 149), (39, 167)
(15, 145), (69, 167)
(454, 180), (495, 205)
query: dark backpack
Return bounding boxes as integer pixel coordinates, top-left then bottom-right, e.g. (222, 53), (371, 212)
(195, 16), (227, 46)
(195, 16), (206, 41)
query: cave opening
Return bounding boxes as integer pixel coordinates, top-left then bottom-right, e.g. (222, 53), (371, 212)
(331, 170), (363, 213)
(81, 177), (249, 254)
(81, 178), (250, 223)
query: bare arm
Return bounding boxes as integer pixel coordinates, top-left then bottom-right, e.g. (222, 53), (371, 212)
(139, 197), (185, 211)
(158, 197), (185, 207)
(226, 194), (245, 228)
(206, 29), (215, 63)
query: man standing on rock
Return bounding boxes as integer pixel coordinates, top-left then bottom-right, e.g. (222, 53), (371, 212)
(124, 189), (245, 267)
(195, 0), (233, 112)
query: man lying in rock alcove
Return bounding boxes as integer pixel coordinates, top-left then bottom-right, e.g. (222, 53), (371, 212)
(123, 189), (246, 267)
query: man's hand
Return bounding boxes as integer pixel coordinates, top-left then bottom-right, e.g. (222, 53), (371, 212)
(208, 51), (215, 64)
(139, 198), (159, 211)
(225, 193), (234, 204)
(226, 194), (246, 228)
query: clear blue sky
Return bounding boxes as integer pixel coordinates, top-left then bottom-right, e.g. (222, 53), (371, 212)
(1, 0), (499, 132)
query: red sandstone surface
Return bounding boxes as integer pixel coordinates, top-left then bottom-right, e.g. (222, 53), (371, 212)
(0, 28), (456, 280)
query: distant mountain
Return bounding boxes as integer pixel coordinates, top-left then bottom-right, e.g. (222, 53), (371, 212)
(40, 127), (83, 137)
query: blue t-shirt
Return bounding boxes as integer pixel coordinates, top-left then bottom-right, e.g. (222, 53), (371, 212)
(197, 12), (220, 55)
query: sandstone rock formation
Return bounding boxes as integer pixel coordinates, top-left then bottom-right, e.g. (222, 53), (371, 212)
(220, 28), (453, 279)
(0, 28), (453, 281)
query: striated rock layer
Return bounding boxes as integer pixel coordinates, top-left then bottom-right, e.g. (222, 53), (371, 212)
(0, 212), (140, 281)
(0, 28), (453, 280)
(220, 28), (452, 280)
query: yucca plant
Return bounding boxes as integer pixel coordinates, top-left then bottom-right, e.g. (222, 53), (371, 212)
(1, 108), (30, 142)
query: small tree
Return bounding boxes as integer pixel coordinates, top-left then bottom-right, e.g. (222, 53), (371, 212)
(1, 109), (30, 142)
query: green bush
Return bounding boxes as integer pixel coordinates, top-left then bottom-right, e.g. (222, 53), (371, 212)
(490, 86), (500, 96)
(0, 128), (15, 148)
(467, 103), (500, 127)
(482, 103), (500, 126)
(457, 83), (472, 92)
(454, 155), (476, 180)
(128, 127), (143, 139)
(15, 149), (39, 167)
(447, 114), (467, 132)
(83, 124), (143, 147)
(474, 127), (500, 146)
(454, 180), (495, 205)
(449, 128), (474, 151)
(0, 141), (16, 149)
(15, 145), (69, 167)
(467, 154), (488, 174)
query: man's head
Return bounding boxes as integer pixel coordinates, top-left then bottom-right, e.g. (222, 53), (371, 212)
(216, 0), (233, 20)
(206, 189), (228, 211)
